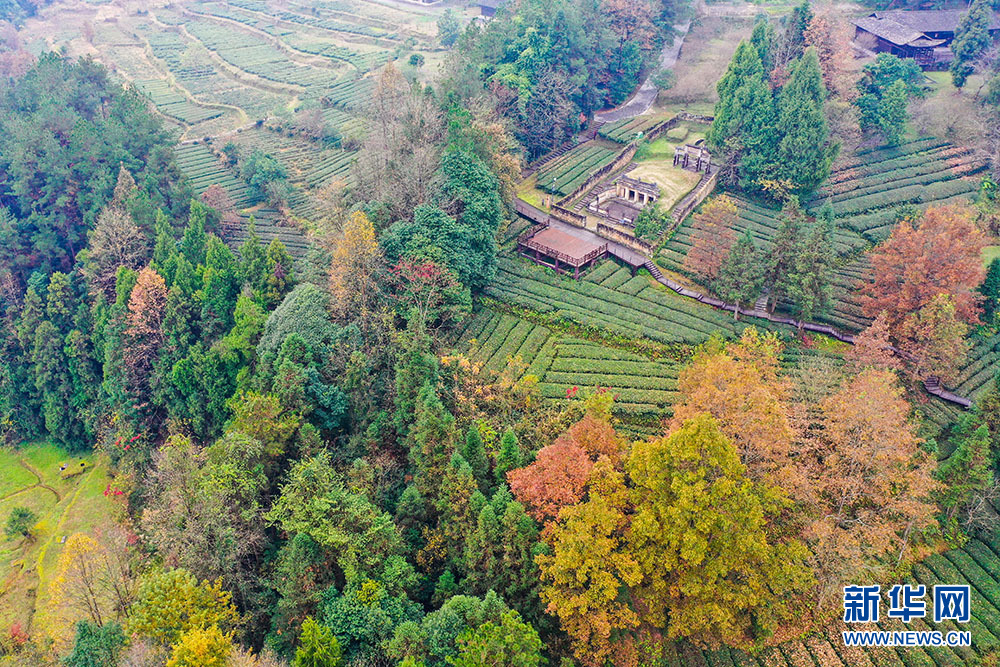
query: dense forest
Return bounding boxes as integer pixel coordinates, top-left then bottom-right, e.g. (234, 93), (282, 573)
(3, 0), (1000, 666)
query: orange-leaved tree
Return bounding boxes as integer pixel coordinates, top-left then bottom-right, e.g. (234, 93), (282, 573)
(684, 195), (738, 284)
(508, 413), (625, 523)
(804, 368), (939, 602)
(861, 203), (985, 329)
(671, 328), (799, 494)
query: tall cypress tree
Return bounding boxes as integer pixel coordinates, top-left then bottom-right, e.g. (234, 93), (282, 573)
(715, 231), (766, 319)
(709, 41), (777, 192)
(785, 0), (814, 62)
(767, 196), (808, 310)
(462, 425), (491, 494)
(201, 236), (240, 340)
(774, 48), (837, 194)
(951, 0), (993, 88)
(750, 18), (776, 74)
(785, 215), (836, 323)
(239, 216), (268, 299)
(181, 201), (208, 267)
(980, 258), (1000, 327)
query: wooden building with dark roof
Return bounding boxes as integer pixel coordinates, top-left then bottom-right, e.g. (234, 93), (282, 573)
(478, 0), (509, 18)
(854, 9), (1000, 67)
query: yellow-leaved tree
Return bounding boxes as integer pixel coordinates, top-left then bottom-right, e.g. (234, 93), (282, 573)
(627, 414), (814, 648)
(126, 568), (240, 648)
(329, 210), (382, 321)
(49, 527), (139, 628)
(536, 458), (641, 667)
(166, 624), (233, 667)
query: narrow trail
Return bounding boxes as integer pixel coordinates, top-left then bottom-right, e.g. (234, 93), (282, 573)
(19, 460), (61, 503)
(0, 460), (61, 503)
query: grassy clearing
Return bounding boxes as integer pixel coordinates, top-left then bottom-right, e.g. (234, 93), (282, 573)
(983, 245), (1000, 267)
(0, 443), (114, 650)
(655, 15), (753, 112)
(627, 161), (702, 212)
(516, 174), (548, 211)
(0, 450), (38, 499)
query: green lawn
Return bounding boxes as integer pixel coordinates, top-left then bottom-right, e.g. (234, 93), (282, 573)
(983, 245), (1000, 268)
(0, 449), (39, 498)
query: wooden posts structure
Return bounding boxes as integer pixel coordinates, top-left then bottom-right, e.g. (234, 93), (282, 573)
(673, 144), (712, 173)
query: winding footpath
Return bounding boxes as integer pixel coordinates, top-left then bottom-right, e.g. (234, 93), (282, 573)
(515, 200), (974, 408)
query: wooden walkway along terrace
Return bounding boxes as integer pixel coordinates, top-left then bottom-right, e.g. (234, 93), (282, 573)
(512, 198), (975, 409)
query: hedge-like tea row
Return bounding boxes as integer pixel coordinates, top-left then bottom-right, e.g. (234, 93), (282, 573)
(536, 144), (619, 196)
(225, 0), (396, 39)
(951, 333), (1000, 399)
(487, 258), (754, 345)
(820, 144), (973, 192)
(175, 143), (252, 204)
(831, 137), (947, 174)
(460, 309), (684, 418)
(185, 20), (342, 89)
(134, 79), (223, 124)
(598, 115), (667, 143)
(672, 537), (1000, 667)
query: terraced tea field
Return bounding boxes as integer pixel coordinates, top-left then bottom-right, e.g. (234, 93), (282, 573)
(598, 114), (671, 144)
(226, 209), (313, 261)
(214, 126), (356, 191)
(808, 138), (987, 243)
(658, 194), (868, 274)
(455, 308), (681, 419)
(536, 142), (621, 197)
(950, 332), (1000, 401)
(667, 533), (1000, 667)
(184, 19), (345, 90)
(174, 143), (252, 205)
(658, 140), (983, 334)
(133, 78), (224, 124)
(487, 258), (769, 346)
(139, 25), (288, 120)
(321, 76), (376, 111)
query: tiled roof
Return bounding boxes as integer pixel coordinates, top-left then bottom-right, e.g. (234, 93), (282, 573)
(854, 15), (945, 47)
(874, 9), (1000, 33)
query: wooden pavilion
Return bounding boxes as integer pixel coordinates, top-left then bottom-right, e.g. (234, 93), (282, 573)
(517, 225), (608, 279)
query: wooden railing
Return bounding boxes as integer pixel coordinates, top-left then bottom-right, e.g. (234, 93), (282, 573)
(519, 238), (608, 267)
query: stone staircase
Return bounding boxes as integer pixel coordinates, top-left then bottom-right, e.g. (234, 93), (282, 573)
(753, 291), (769, 313)
(523, 138), (580, 178)
(643, 259), (664, 281)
